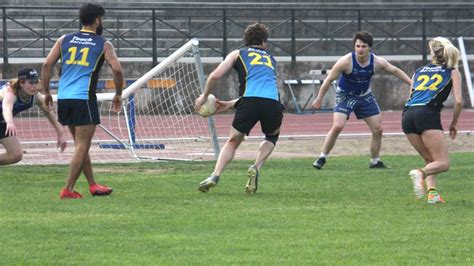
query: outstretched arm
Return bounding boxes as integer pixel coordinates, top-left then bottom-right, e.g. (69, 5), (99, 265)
(2, 85), (18, 137)
(195, 50), (239, 111)
(311, 55), (348, 109)
(376, 56), (412, 85)
(36, 93), (67, 152)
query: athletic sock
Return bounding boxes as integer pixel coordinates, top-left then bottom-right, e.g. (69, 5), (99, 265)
(320, 153), (328, 158)
(370, 158), (380, 164)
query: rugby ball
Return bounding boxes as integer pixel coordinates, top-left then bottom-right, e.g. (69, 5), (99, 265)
(197, 94), (217, 117)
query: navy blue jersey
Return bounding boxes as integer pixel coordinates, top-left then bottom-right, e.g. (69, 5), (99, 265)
(338, 52), (374, 95)
(0, 84), (35, 123)
(58, 30), (106, 100)
(233, 47), (279, 101)
(405, 64), (453, 111)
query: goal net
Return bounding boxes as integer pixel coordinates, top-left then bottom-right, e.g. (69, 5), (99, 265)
(9, 39), (220, 164)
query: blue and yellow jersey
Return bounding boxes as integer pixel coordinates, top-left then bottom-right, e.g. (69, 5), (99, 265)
(58, 30), (106, 100)
(233, 47), (279, 101)
(0, 84), (35, 122)
(405, 64), (453, 110)
(338, 52), (374, 96)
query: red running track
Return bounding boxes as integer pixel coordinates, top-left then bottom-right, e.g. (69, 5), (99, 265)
(212, 109), (474, 137)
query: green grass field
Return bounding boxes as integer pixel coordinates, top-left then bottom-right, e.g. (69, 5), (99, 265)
(1, 153), (473, 264)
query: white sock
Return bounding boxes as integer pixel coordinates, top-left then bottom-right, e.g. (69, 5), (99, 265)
(371, 158), (380, 164)
(320, 153), (328, 158)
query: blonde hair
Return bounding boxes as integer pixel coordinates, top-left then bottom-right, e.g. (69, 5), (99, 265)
(429, 37), (460, 69)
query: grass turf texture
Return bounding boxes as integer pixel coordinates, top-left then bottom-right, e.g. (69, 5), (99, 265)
(1, 153), (473, 264)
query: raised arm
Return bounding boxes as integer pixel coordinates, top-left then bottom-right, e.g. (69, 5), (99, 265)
(104, 41), (124, 112)
(41, 36), (63, 108)
(195, 50), (239, 111)
(311, 55), (348, 109)
(375, 56), (412, 85)
(448, 69), (463, 139)
(36, 93), (67, 152)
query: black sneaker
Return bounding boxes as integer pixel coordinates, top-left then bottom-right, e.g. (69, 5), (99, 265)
(369, 161), (387, 169)
(313, 157), (326, 169)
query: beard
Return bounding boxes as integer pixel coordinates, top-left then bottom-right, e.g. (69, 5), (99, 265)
(96, 24), (103, 36)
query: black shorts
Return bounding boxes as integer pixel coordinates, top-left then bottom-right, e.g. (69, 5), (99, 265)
(0, 122), (7, 139)
(57, 99), (100, 126)
(232, 97), (284, 136)
(402, 105), (443, 135)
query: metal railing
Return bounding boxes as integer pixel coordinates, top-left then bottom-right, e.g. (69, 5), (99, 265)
(1, 6), (474, 74)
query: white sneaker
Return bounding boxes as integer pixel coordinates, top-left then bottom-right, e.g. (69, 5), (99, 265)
(409, 169), (425, 199)
(198, 175), (219, 193)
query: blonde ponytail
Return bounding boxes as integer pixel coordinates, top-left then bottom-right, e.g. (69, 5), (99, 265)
(443, 43), (460, 69)
(429, 37), (460, 69)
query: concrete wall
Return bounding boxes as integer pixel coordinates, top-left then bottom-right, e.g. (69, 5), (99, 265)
(1, 58), (471, 111)
(203, 59), (471, 111)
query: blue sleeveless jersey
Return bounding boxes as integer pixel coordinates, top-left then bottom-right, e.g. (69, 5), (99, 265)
(338, 52), (374, 96)
(405, 64), (453, 109)
(0, 85), (35, 122)
(233, 47), (279, 101)
(58, 30), (106, 100)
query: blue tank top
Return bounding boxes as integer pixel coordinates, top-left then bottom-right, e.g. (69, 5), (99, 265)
(58, 30), (106, 100)
(0, 85), (35, 122)
(233, 47), (279, 101)
(338, 52), (374, 96)
(405, 64), (453, 110)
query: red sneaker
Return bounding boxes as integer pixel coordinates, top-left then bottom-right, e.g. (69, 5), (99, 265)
(89, 184), (113, 196)
(60, 188), (83, 199)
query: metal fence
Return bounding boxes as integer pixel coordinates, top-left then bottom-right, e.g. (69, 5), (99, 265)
(1, 6), (474, 72)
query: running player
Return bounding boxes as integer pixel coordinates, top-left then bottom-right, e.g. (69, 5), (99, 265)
(42, 3), (124, 199)
(1, 68), (67, 165)
(403, 37), (462, 204)
(312, 31), (412, 169)
(195, 23), (284, 194)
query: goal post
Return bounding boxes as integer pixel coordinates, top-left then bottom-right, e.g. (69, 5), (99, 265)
(457, 36), (474, 107)
(13, 38), (221, 164)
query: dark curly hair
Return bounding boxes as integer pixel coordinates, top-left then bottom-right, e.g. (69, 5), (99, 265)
(79, 3), (105, 26)
(243, 23), (269, 47)
(353, 31), (373, 47)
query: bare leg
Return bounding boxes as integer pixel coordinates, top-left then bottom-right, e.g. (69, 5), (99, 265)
(0, 137), (23, 165)
(421, 130), (450, 186)
(212, 127), (245, 176)
(68, 126), (96, 185)
(254, 141), (274, 170)
(65, 124), (96, 191)
(321, 112), (348, 155)
(81, 154), (96, 185)
(405, 133), (436, 189)
(406, 130), (449, 190)
(364, 114), (383, 159)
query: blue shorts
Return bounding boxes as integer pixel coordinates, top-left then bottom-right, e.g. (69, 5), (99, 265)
(334, 92), (380, 119)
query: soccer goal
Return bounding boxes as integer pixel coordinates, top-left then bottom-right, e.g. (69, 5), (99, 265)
(13, 39), (220, 164)
(457, 36), (474, 107)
